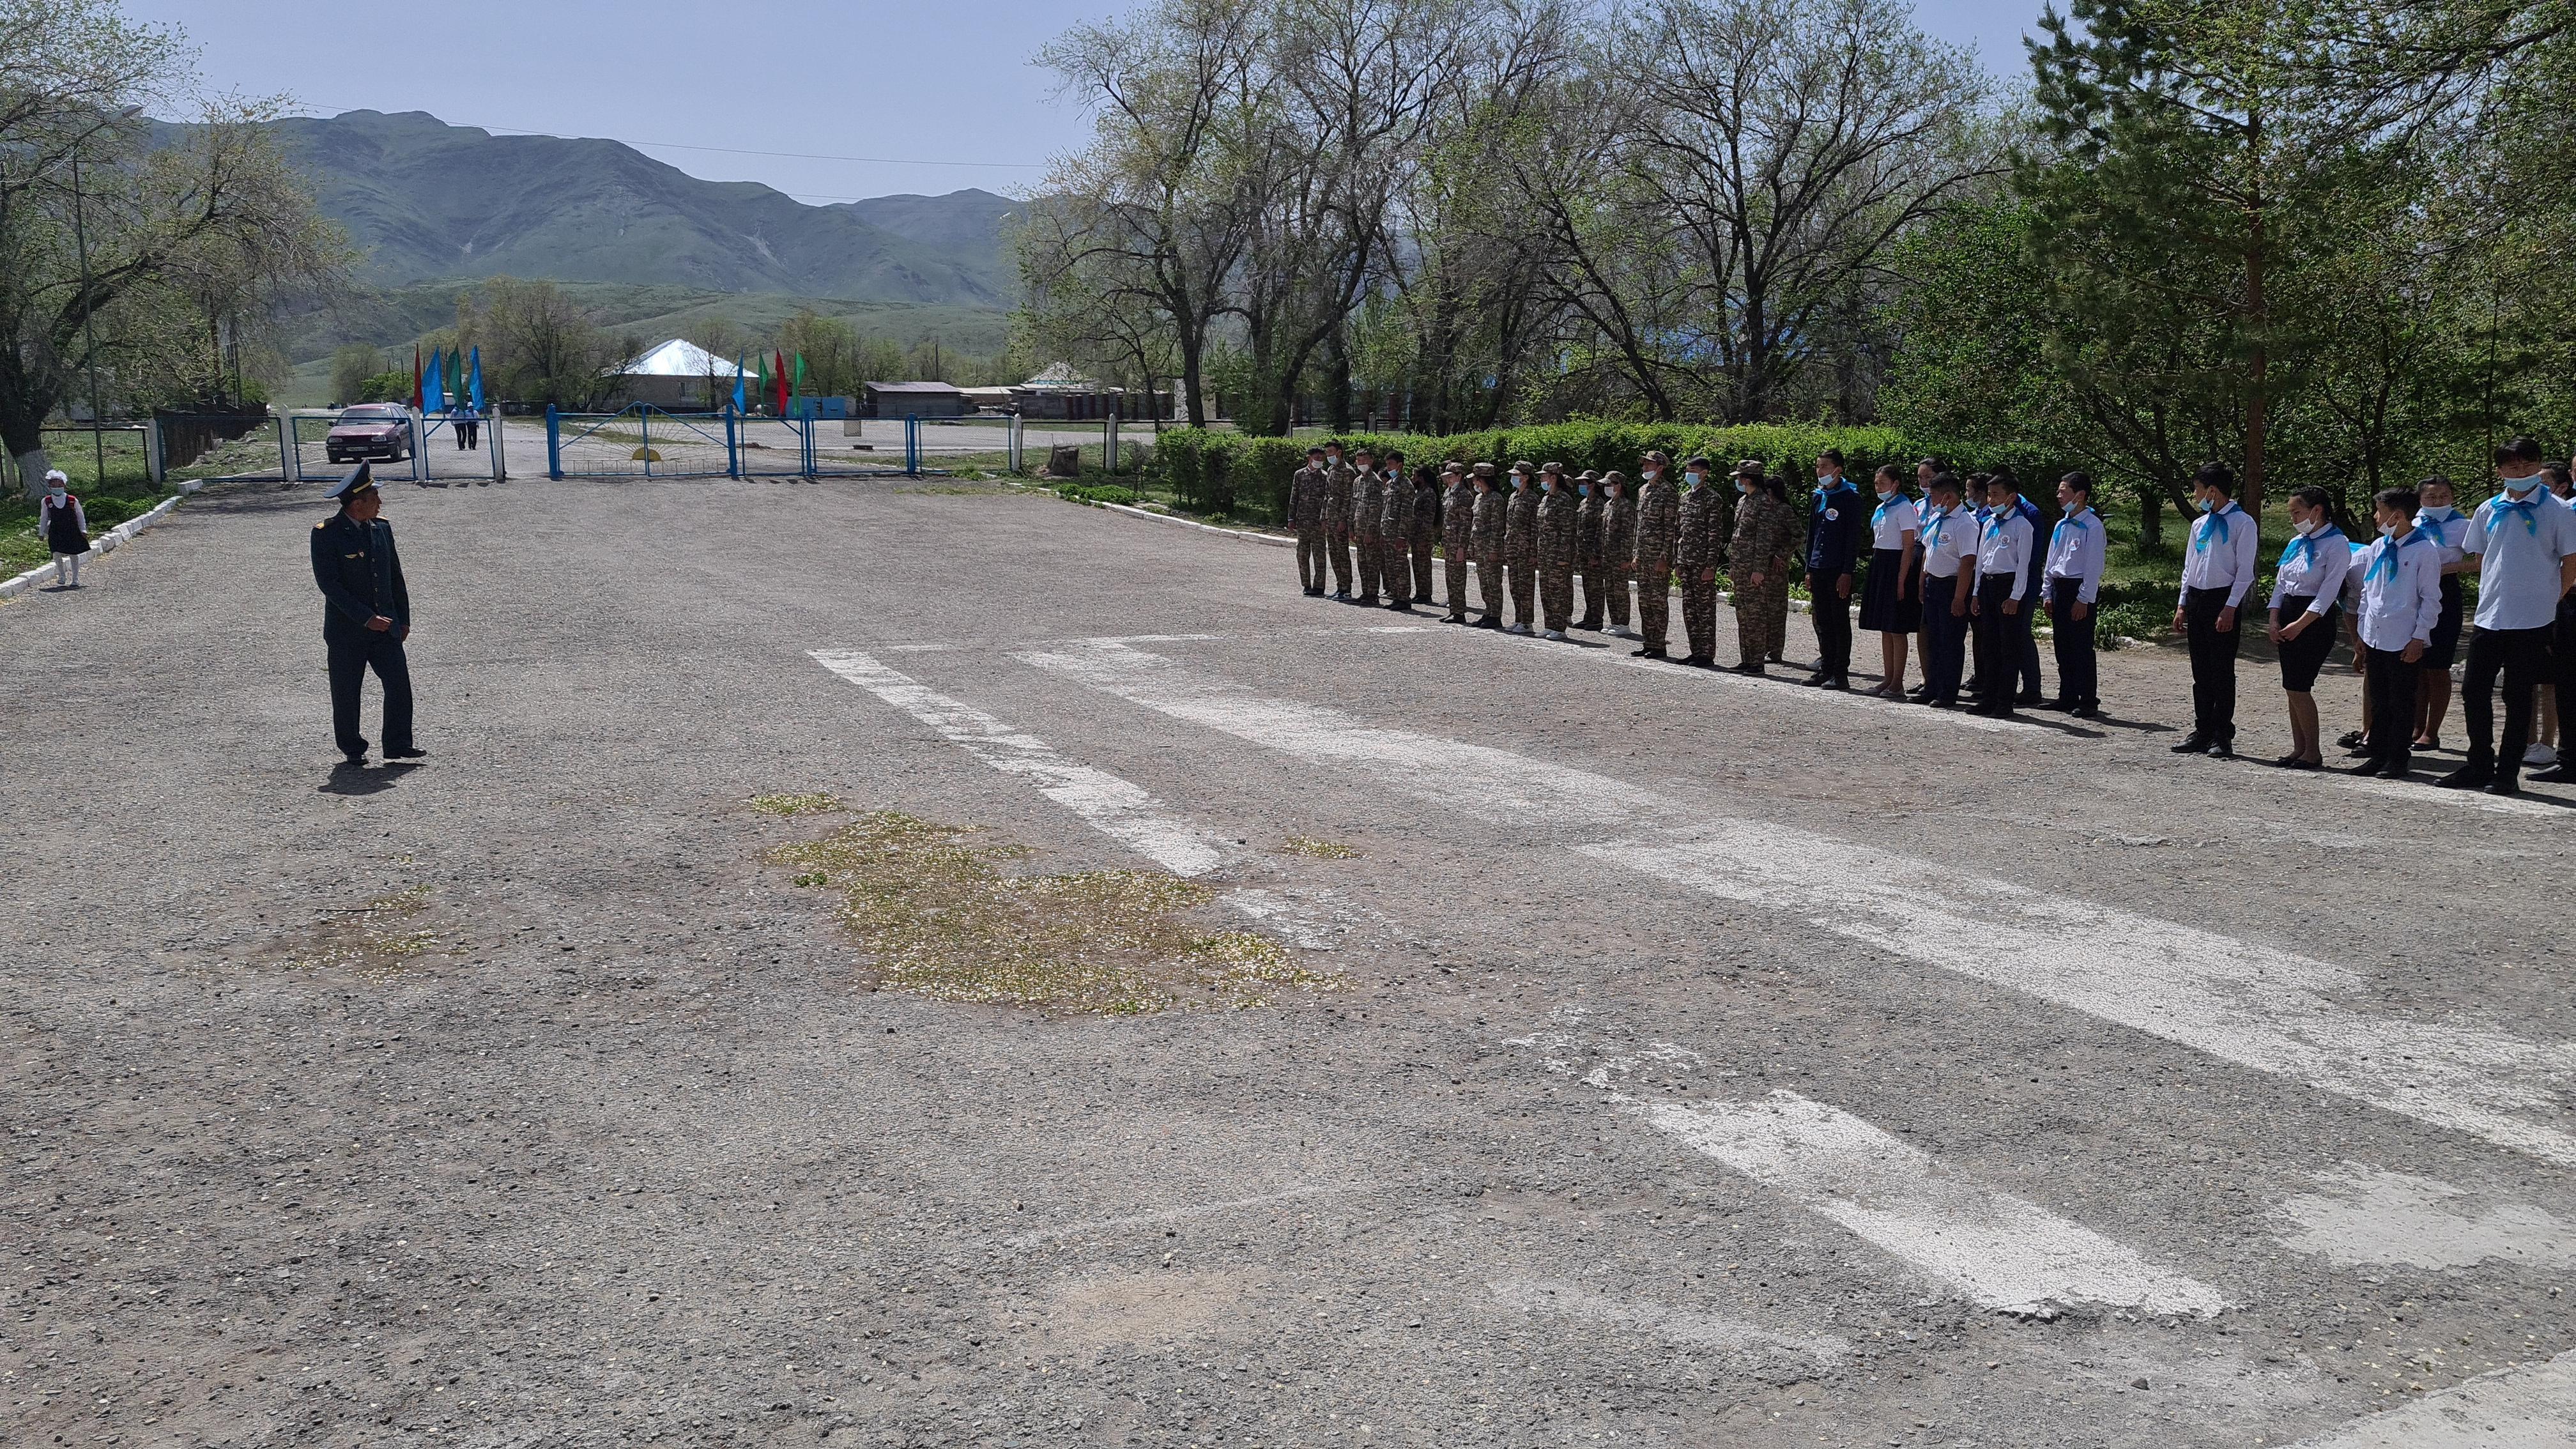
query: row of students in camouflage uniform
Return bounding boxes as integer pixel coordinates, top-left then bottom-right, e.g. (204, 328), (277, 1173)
(1291, 447), (1816, 673)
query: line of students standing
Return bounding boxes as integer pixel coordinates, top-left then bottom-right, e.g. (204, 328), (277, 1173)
(1282, 439), (2576, 791)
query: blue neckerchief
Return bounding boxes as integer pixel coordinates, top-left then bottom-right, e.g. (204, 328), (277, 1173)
(2416, 505), (2460, 545)
(1920, 506), (1951, 551)
(2053, 508), (2093, 546)
(2364, 529), (2427, 585)
(2489, 491), (2543, 537)
(1814, 480), (1855, 512)
(2280, 526), (2343, 573)
(1983, 510), (2014, 542)
(1873, 493), (1909, 527)
(2194, 503), (2237, 552)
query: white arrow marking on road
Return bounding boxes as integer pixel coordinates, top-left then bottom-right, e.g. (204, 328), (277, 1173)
(1629, 1089), (2227, 1317)
(811, 648), (1234, 878)
(2284, 1351), (2576, 1446)
(1017, 639), (2576, 1167)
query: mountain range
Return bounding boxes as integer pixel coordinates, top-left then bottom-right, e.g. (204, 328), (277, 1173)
(269, 110), (1023, 306)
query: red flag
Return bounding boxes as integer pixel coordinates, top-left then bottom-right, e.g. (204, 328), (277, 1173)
(772, 350), (788, 417)
(411, 344), (424, 411)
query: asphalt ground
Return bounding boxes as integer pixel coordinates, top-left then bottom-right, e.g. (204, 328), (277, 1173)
(3, 475), (2572, 1449)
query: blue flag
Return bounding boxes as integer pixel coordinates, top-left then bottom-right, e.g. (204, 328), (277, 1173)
(732, 353), (746, 414)
(422, 349), (446, 413)
(466, 346), (484, 412)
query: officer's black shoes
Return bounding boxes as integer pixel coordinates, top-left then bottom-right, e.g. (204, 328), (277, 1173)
(2169, 733), (2211, 754)
(2205, 739), (2234, 758)
(1731, 661), (1765, 676)
(2434, 764), (2492, 790)
(385, 745), (428, 760)
(2071, 704), (2103, 720)
(2483, 776), (2522, 795)
(2037, 697), (2074, 712)
(1799, 671), (1829, 687)
(1819, 676), (1850, 691)
(1476, 618), (1503, 630)
(1632, 646), (1664, 658)
(341, 751), (368, 766)
(2529, 763), (2575, 783)
(1331, 590), (1351, 601)
(2352, 755), (2407, 777)
(1415, 594), (1434, 604)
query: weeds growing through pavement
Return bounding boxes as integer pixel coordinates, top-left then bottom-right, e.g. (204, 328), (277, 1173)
(770, 811), (1345, 1014)
(1280, 837), (1360, 859)
(750, 792), (843, 816)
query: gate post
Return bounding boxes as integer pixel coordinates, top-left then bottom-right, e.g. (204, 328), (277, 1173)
(905, 415), (921, 475)
(724, 406), (739, 477)
(277, 415), (299, 482)
(802, 408), (816, 477)
(546, 405), (562, 479)
(408, 412), (426, 484)
(1008, 412), (1023, 474)
(641, 406), (652, 479)
(142, 415), (165, 484)
(487, 411), (506, 482)
(1106, 415), (1120, 473)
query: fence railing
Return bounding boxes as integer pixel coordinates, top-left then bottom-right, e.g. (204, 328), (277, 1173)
(547, 405), (1039, 479)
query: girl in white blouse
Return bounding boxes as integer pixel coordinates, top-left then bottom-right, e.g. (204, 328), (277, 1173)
(2266, 486), (2350, 769)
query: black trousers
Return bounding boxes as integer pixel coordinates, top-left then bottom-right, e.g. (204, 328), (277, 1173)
(2017, 571), (2044, 697)
(2183, 586), (2242, 740)
(2048, 578), (2097, 708)
(1811, 576), (1851, 678)
(1923, 574), (1969, 703)
(2364, 646), (2419, 764)
(2460, 624), (2552, 771)
(1971, 576), (2020, 713)
(2559, 591), (2576, 736)
(328, 629), (415, 756)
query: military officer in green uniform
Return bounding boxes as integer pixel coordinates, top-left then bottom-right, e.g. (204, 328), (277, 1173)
(310, 464), (422, 764)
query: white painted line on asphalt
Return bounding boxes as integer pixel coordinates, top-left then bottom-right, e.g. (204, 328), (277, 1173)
(1487, 1277), (1851, 1363)
(2274, 1166), (2575, 1269)
(2284, 1351), (2576, 1446)
(809, 648), (1234, 878)
(1021, 641), (2576, 1167)
(1627, 1089), (2227, 1317)
(1586, 831), (2576, 1168)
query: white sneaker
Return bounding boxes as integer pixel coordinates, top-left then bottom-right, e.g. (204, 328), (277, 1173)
(1606, 625), (1633, 638)
(1544, 629), (1567, 641)
(2526, 743), (2558, 767)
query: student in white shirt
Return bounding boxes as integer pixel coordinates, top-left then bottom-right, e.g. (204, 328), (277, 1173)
(2170, 462), (2259, 756)
(2538, 460), (2576, 778)
(2265, 486), (2350, 770)
(2409, 476), (2471, 751)
(2336, 533), (2374, 756)
(1968, 468), (2034, 719)
(1917, 472), (1976, 707)
(2040, 471), (2108, 717)
(2437, 438), (2576, 794)
(2347, 487), (2446, 778)
(1860, 463), (1921, 698)
(1908, 456), (1950, 696)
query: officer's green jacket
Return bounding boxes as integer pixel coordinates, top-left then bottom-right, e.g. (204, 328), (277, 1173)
(311, 511), (410, 640)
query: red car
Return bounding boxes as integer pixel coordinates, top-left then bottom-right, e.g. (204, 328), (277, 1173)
(326, 404), (412, 464)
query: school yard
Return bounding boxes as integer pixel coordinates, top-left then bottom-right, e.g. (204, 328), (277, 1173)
(2, 473), (2570, 1448)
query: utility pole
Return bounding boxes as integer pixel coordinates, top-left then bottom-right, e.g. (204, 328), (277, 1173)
(70, 146), (106, 488)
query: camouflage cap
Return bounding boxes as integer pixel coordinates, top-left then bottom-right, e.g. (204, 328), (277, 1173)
(1540, 461), (1563, 475)
(1578, 469), (1600, 480)
(1305, 445), (1326, 457)
(1644, 449), (1671, 465)
(1441, 461), (1465, 475)
(1683, 456), (1713, 470)
(1510, 459), (1536, 473)
(1732, 458), (1765, 478)
(1471, 462), (1496, 477)
(1602, 470), (1627, 486)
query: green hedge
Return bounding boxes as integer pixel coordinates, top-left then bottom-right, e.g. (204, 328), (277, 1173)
(1151, 422), (2073, 527)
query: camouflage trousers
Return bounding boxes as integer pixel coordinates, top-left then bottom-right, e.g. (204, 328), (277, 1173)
(1353, 528), (1384, 601)
(1412, 542), (1436, 602)
(1605, 562), (1632, 627)
(1329, 532), (1353, 594)
(1445, 554), (1471, 619)
(1476, 552), (1506, 621)
(1634, 556), (1671, 648)
(1682, 574), (1719, 660)
(1576, 557), (1604, 628)
(1506, 555), (1539, 627)
(1296, 528), (1326, 591)
(1734, 576), (1790, 664)
(1542, 560), (1575, 632)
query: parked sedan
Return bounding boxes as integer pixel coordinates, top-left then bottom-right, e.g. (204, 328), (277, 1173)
(325, 404), (411, 464)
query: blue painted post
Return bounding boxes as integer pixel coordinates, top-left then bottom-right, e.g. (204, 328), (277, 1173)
(905, 415), (920, 475)
(545, 404), (562, 479)
(724, 406), (739, 477)
(640, 405), (652, 478)
(801, 406), (816, 477)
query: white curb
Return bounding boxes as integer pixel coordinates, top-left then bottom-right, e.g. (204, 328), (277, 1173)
(1, 479), (206, 600)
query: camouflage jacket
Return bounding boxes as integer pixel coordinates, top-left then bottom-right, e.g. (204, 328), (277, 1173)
(1379, 470), (1411, 541)
(1537, 488), (1579, 570)
(1677, 481), (1730, 572)
(1442, 480), (1476, 553)
(1321, 462), (1354, 530)
(1411, 479), (1442, 548)
(1604, 492), (1638, 567)
(1351, 468), (1385, 539)
(1289, 466), (1329, 530)
(1575, 492), (1606, 566)
(1632, 475), (1680, 565)
(1470, 487), (1508, 556)
(1728, 490), (1796, 576)
(1503, 484), (1541, 562)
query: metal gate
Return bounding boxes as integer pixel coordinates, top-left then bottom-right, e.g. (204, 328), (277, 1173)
(284, 408), (505, 485)
(545, 406), (1027, 479)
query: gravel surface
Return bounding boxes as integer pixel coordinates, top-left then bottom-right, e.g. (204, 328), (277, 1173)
(3, 475), (2570, 1448)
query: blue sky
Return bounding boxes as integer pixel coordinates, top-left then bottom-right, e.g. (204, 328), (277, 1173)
(134, 0), (2051, 203)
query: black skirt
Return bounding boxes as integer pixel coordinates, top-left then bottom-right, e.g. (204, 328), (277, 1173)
(46, 512), (89, 556)
(2275, 597), (2337, 691)
(1858, 547), (1919, 632)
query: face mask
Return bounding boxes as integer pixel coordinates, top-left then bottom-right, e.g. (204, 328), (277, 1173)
(2199, 498), (2217, 513)
(1736, 480), (1751, 494)
(1578, 484), (1591, 496)
(2063, 500), (2080, 514)
(1874, 486), (1894, 500)
(2380, 522), (2399, 537)
(1643, 468), (1660, 480)
(2294, 518), (2317, 536)
(2506, 477), (2538, 496)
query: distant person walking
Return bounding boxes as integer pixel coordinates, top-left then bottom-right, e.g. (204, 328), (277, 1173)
(38, 470), (89, 589)
(454, 407), (480, 452)
(310, 464), (423, 766)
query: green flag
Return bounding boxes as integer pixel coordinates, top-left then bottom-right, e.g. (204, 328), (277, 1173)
(792, 353), (807, 414)
(755, 352), (771, 413)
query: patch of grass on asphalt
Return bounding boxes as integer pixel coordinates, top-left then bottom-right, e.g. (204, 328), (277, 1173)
(750, 792), (843, 816)
(1280, 836), (1360, 859)
(770, 811), (1346, 1014)
(286, 885), (450, 978)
